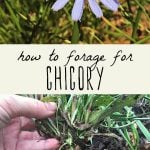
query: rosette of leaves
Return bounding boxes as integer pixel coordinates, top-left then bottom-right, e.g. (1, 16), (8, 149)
(35, 94), (149, 150)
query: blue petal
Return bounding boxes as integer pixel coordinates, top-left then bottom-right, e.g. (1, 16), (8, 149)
(100, 0), (120, 11)
(88, 0), (103, 18)
(72, 0), (84, 21)
(52, 0), (69, 11)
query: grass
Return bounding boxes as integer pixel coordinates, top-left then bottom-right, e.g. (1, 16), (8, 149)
(23, 94), (150, 150)
(0, 0), (149, 44)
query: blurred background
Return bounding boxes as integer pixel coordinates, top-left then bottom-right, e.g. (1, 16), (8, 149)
(0, 0), (149, 44)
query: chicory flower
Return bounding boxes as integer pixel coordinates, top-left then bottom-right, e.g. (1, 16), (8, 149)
(52, 0), (120, 21)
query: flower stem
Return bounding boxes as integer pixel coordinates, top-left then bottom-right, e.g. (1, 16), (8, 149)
(71, 22), (80, 44)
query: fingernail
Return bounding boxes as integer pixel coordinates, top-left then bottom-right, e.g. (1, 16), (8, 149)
(48, 139), (60, 148)
(46, 102), (57, 111)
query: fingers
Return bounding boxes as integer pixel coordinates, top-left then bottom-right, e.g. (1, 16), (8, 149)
(0, 104), (10, 128)
(16, 139), (60, 150)
(0, 95), (57, 121)
(19, 131), (45, 140)
(20, 117), (35, 130)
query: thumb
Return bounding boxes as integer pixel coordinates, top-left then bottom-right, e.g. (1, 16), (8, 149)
(0, 95), (57, 128)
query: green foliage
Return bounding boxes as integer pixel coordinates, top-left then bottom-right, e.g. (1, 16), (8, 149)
(0, 0), (150, 43)
(35, 94), (150, 149)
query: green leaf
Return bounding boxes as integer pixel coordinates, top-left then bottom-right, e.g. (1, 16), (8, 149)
(71, 22), (80, 44)
(136, 120), (150, 141)
(5, 0), (22, 32)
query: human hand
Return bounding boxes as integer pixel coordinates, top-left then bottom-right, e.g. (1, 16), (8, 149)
(0, 95), (60, 150)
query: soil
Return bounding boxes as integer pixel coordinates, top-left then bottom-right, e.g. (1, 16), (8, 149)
(85, 99), (150, 150)
(87, 135), (127, 150)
